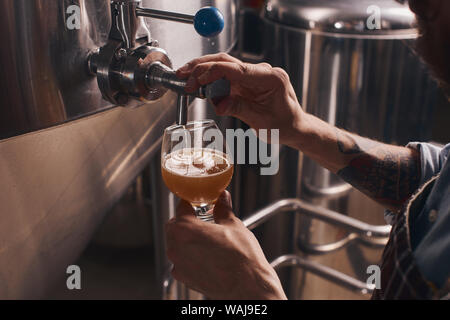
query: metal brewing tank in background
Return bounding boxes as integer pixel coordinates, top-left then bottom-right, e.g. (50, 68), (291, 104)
(251, 0), (442, 299)
(0, 0), (236, 299)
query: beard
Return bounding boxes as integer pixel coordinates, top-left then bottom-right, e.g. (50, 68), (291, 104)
(414, 18), (450, 99)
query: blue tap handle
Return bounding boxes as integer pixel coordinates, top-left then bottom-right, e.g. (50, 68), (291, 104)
(135, 6), (224, 38)
(194, 7), (224, 38)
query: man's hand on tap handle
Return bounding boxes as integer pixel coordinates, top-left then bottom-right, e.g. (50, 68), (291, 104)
(170, 53), (422, 299)
(176, 53), (303, 145)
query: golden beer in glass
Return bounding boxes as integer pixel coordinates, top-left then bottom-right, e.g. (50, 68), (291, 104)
(161, 120), (233, 222)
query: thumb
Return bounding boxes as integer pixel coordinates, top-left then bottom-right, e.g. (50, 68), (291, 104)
(213, 191), (236, 224)
(176, 199), (196, 221)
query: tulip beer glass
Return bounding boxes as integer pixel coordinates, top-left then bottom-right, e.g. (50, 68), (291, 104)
(161, 120), (233, 222)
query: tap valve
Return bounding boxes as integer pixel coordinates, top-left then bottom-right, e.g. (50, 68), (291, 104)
(146, 62), (230, 100)
(88, 1), (228, 111)
(146, 61), (230, 125)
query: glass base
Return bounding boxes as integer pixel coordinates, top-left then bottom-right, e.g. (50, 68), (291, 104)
(193, 204), (215, 223)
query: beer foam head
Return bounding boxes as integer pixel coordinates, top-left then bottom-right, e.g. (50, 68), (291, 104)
(164, 148), (230, 176)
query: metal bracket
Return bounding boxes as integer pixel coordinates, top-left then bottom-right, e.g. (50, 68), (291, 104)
(242, 198), (391, 295)
(243, 198), (391, 238)
(271, 254), (375, 294)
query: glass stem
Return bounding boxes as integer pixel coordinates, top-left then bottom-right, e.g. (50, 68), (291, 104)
(192, 203), (215, 223)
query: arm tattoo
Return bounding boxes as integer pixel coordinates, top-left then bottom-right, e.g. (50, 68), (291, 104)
(335, 129), (421, 209)
(336, 129), (379, 155)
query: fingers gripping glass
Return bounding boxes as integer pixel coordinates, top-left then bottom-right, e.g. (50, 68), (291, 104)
(161, 120), (234, 222)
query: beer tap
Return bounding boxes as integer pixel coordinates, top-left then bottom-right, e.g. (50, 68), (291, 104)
(146, 61), (230, 125)
(88, 0), (230, 126)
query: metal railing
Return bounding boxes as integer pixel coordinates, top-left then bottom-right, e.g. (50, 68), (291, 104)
(162, 197), (391, 298)
(242, 198), (391, 295)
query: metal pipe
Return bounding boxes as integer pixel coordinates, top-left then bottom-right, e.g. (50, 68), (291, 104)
(176, 94), (188, 125)
(146, 62), (231, 100)
(242, 198), (391, 238)
(146, 62), (188, 95)
(297, 232), (389, 255)
(270, 254), (374, 294)
(136, 7), (195, 24)
(117, 2), (132, 48)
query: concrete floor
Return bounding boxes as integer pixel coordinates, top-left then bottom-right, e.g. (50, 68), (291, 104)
(48, 244), (159, 300)
(47, 179), (161, 300)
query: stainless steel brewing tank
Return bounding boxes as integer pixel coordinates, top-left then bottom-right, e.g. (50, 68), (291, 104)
(0, 0), (236, 299)
(261, 0), (440, 299)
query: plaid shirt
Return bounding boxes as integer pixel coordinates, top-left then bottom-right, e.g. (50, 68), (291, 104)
(372, 175), (450, 300)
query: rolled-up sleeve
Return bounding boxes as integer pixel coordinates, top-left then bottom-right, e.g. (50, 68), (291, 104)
(407, 142), (450, 185)
(384, 142), (450, 225)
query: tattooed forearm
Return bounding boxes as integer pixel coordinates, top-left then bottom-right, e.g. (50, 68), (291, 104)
(335, 128), (379, 155)
(335, 129), (421, 211)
